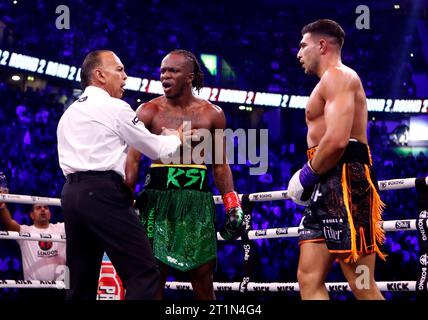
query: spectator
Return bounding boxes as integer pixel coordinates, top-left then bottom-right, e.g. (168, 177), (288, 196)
(0, 200), (66, 300)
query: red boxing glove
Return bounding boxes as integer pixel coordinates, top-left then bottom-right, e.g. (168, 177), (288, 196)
(223, 191), (241, 213)
(220, 191), (245, 241)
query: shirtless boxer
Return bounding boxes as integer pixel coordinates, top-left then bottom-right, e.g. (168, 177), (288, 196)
(125, 50), (245, 300)
(288, 19), (385, 300)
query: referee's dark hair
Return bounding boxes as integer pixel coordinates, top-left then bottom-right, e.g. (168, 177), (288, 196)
(80, 50), (111, 90)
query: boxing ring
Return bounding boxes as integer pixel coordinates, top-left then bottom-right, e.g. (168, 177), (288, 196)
(1, 176), (427, 296)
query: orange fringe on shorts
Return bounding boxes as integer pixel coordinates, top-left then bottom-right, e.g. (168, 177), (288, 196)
(307, 144), (387, 263)
(341, 163), (387, 263)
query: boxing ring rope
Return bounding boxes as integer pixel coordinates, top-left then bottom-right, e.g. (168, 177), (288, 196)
(165, 281), (417, 292)
(0, 218), (424, 243)
(213, 176), (428, 204)
(0, 280), (66, 289)
(1, 176), (427, 206)
(1, 175), (427, 292)
(1, 217), (426, 291)
(0, 231), (66, 242)
(0, 280), (418, 292)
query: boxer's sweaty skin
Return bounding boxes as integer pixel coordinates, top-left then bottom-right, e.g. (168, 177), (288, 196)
(297, 33), (368, 174)
(296, 25), (384, 300)
(124, 52), (238, 300)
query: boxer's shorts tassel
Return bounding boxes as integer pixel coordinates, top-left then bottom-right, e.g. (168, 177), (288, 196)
(341, 163), (359, 263)
(364, 164), (387, 261)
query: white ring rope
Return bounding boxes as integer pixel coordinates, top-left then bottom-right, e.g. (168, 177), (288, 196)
(0, 280), (66, 289)
(214, 176), (428, 204)
(164, 281), (418, 292)
(1, 176), (426, 293)
(0, 230), (66, 242)
(1, 176), (427, 206)
(0, 280), (417, 292)
(0, 194), (61, 206)
(238, 218), (424, 241)
(1, 219), (424, 242)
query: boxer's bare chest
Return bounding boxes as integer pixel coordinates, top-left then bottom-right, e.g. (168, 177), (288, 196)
(305, 83), (325, 123)
(151, 105), (213, 134)
(305, 83), (327, 146)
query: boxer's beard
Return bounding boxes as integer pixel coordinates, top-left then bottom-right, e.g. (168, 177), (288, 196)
(306, 59), (319, 75)
(165, 83), (185, 99)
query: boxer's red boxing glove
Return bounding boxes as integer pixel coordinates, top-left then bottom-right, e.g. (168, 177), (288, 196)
(219, 191), (245, 241)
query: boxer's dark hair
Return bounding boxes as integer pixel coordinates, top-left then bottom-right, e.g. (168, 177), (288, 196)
(80, 50), (111, 90)
(169, 49), (204, 93)
(302, 19), (345, 48)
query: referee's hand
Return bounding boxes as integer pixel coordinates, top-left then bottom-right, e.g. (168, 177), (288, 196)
(162, 123), (196, 147)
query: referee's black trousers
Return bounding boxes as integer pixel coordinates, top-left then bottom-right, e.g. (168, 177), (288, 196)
(61, 171), (160, 300)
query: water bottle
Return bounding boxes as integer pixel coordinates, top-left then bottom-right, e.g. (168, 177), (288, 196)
(0, 172), (8, 193)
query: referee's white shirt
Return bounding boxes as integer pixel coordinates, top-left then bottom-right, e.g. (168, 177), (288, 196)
(57, 86), (181, 179)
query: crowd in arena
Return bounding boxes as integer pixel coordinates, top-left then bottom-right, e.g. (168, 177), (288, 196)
(1, 0), (426, 98)
(0, 0), (427, 300)
(0, 80), (426, 300)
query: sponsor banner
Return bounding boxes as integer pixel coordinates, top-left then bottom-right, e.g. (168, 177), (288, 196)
(417, 267), (427, 292)
(420, 211), (428, 219)
(378, 178), (413, 190)
(275, 228), (288, 235)
(417, 218), (428, 246)
(327, 284), (349, 292)
(420, 254), (428, 267)
(386, 282), (410, 291)
(239, 277), (250, 293)
(216, 284), (233, 291)
(97, 258), (124, 300)
(254, 230), (267, 237)
(40, 233), (52, 239)
(175, 284), (192, 290)
(276, 284), (296, 291)
(251, 284), (270, 292)
(395, 220), (411, 229)
(243, 244), (251, 262)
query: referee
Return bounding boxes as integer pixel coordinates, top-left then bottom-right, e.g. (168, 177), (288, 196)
(57, 50), (185, 300)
